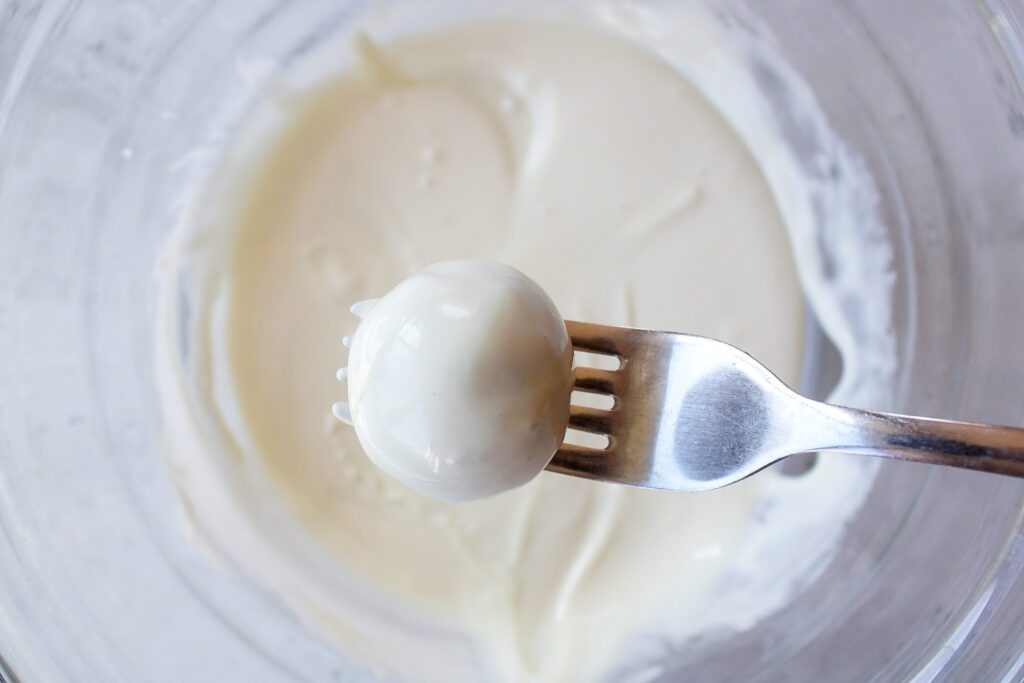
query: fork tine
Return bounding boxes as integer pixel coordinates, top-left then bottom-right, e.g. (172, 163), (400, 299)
(568, 405), (615, 435)
(574, 367), (619, 394)
(547, 444), (610, 479)
(566, 320), (632, 357)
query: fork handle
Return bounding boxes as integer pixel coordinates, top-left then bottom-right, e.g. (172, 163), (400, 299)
(816, 403), (1024, 477)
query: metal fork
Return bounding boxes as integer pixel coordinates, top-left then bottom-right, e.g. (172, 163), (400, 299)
(546, 321), (1024, 491)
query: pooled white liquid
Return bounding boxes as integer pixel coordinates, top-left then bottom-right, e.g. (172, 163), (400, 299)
(157, 8), (894, 683)
(340, 260), (573, 502)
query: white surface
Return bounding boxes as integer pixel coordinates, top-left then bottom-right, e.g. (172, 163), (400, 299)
(156, 10), (891, 683)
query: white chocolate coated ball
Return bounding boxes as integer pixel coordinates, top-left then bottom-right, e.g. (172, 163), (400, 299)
(346, 260), (573, 501)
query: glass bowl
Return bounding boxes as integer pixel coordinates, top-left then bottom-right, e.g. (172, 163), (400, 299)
(1, 1), (1023, 681)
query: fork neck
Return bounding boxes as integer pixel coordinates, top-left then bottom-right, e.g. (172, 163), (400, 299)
(806, 401), (1024, 477)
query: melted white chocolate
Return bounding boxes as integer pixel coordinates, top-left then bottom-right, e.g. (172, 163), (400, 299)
(158, 17), (886, 683)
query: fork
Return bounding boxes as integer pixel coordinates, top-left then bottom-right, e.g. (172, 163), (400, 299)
(546, 321), (1024, 491)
